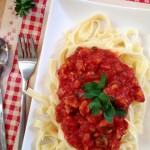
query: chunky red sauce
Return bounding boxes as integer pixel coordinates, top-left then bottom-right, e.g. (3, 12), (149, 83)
(56, 47), (144, 150)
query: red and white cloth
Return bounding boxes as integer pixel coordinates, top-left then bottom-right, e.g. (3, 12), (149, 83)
(0, 0), (149, 149)
(129, 0), (150, 3)
(0, 0), (47, 149)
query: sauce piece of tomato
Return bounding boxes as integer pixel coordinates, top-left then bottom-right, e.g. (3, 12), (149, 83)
(56, 47), (144, 150)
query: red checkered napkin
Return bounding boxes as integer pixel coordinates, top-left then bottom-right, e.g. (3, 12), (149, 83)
(2, 0), (149, 150)
(3, 0), (47, 149)
(129, 0), (150, 3)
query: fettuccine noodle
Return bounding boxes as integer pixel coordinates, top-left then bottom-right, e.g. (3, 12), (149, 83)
(26, 14), (150, 150)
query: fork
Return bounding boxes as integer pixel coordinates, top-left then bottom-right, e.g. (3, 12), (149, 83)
(17, 34), (37, 150)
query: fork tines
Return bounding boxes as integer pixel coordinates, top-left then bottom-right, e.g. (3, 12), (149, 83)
(18, 34), (37, 59)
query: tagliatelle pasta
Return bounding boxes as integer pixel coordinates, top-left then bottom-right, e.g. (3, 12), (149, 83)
(26, 14), (150, 150)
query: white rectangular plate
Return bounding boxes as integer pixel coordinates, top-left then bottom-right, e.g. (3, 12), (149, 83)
(22, 0), (150, 149)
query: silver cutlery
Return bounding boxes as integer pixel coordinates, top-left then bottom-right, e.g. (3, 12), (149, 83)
(17, 34), (37, 150)
(0, 38), (8, 150)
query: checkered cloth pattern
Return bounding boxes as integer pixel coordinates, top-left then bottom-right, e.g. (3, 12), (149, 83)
(3, 0), (47, 149)
(129, 0), (150, 3)
(2, 0), (149, 150)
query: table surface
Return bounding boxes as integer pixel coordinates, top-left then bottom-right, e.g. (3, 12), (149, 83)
(0, 0), (6, 28)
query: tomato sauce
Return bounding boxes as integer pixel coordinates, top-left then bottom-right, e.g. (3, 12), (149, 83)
(56, 47), (144, 150)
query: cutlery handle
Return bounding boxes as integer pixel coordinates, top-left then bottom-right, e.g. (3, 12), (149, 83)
(0, 83), (7, 150)
(18, 79), (27, 150)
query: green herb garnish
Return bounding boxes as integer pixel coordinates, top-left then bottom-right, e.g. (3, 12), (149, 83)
(104, 103), (115, 123)
(15, 0), (36, 17)
(98, 73), (106, 89)
(89, 98), (102, 116)
(115, 108), (127, 117)
(83, 73), (127, 123)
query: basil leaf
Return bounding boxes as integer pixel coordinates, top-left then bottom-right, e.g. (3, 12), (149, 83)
(83, 83), (92, 91)
(21, 0), (29, 4)
(84, 89), (100, 99)
(115, 108), (127, 117)
(91, 107), (100, 116)
(98, 74), (106, 89)
(111, 99), (116, 103)
(102, 105), (109, 111)
(91, 82), (98, 89)
(15, 4), (22, 13)
(15, 0), (35, 17)
(90, 98), (102, 115)
(89, 98), (102, 109)
(104, 104), (115, 123)
(83, 82), (98, 92)
(99, 92), (110, 105)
